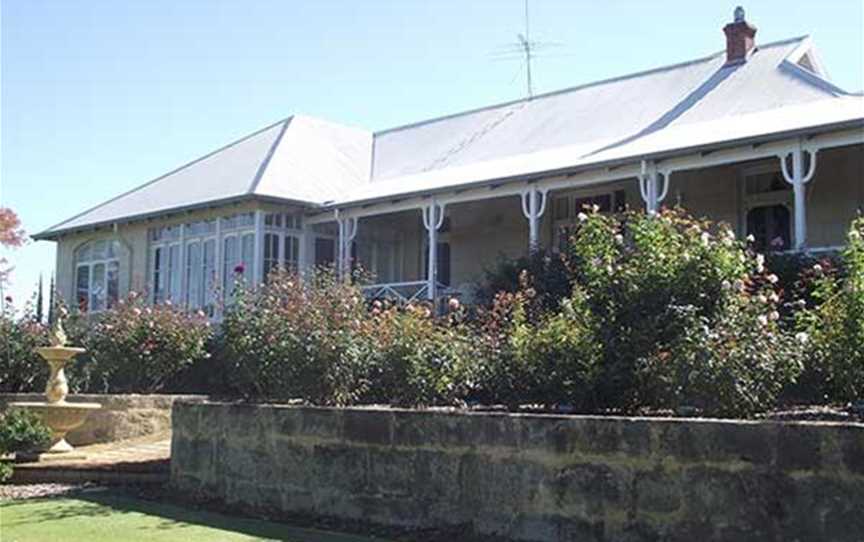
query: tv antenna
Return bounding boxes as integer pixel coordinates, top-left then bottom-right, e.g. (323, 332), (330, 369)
(489, 0), (562, 99)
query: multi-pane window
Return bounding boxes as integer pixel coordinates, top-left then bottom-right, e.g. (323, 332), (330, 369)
(144, 211), (309, 312)
(150, 226), (181, 304)
(262, 212), (302, 280)
(551, 190), (624, 251)
(223, 233), (255, 300)
(74, 240), (121, 312)
(183, 219), (217, 314)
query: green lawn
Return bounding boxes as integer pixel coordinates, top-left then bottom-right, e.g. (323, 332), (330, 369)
(0, 491), (387, 542)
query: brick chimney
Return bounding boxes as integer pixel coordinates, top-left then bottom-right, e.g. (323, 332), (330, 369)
(723, 6), (757, 65)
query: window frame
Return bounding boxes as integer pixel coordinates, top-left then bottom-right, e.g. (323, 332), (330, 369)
(262, 212), (303, 281)
(182, 219), (217, 314)
(550, 189), (622, 252)
(74, 239), (121, 313)
(149, 226), (182, 305)
(739, 163), (794, 251)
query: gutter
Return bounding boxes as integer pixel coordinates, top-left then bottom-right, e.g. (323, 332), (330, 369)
(32, 194), (320, 241)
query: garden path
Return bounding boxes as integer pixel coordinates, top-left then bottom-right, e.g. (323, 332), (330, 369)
(11, 432), (170, 484)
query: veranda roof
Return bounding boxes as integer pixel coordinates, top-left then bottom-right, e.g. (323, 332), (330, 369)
(35, 35), (862, 239)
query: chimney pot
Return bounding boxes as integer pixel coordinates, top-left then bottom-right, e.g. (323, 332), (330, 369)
(723, 6), (757, 65)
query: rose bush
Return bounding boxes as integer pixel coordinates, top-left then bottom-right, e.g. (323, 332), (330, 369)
(471, 275), (600, 411)
(69, 293), (212, 393)
(221, 268), (372, 405)
(794, 217), (864, 403)
(472, 208), (805, 416)
(0, 304), (49, 393)
(362, 301), (475, 407)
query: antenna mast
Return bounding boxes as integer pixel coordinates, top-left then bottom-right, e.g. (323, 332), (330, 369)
(489, 0), (563, 99)
(520, 0), (533, 98)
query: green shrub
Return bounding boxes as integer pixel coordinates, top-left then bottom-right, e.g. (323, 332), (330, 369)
(70, 293), (213, 393)
(362, 301), (475, 407)
(221, 268), (372, 405)
(473, 208), (804, 416)
(795, 218), (864, 403)
(474, 250), (571, 312)
(0, 308), (49, 393)
(471, 281), (600, 410)
(0, 409), (51, 481)
(563, 208), (794, 413)
(639, 295), (804, 417)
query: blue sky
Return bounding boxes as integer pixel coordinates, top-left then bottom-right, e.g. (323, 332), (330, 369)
(1, 0), (862, 310)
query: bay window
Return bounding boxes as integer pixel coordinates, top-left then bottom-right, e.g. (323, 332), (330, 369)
(74, 240), (121, 312)
(144, 210), (306, 312)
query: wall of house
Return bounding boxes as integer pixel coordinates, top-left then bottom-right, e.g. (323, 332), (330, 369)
(447, 195), (530, 293)
(50, 145), (861, 308)
(671, 164), (739, 227)
(171, 401), (864, 542)
(421, 144), (863, 297)
(808, 144), (864, 247)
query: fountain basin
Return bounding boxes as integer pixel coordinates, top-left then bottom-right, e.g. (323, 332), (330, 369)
(8, 402), (101, 454)
(34, 346), (86, 361)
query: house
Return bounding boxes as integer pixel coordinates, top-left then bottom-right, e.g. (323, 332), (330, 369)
(35, 8), (864, 314)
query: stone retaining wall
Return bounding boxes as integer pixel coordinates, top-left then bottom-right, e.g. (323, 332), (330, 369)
(170, 402), (864, 542)
(1, 393), (205, 445)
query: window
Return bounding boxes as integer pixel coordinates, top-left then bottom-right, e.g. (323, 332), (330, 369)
(74, 240), (121, 312)
(149, 226), (181, 304)
(742, 168), (793, 251)
(315, 238), (336, 267)
(747, 206), (791, 252)
(179, 220), (217, 314)
(551, 190), (622, 251)
(223, 233), (255, 301)
(262, 213), (302, 281)
(147, 214), (261, 313)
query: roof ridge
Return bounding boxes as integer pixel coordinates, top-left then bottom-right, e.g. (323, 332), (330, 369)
(37, 117), (293, 236)
(248, 117), (293, 195)
(373, 35), (811, 138)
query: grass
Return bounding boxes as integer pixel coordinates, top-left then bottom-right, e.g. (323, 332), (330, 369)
(0, 490), (388, 542)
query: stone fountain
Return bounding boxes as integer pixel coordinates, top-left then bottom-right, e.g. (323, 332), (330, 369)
(9, 316), (101, 457)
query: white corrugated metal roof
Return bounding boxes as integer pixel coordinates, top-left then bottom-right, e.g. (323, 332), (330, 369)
(330, 95), (864, 206)
(39, 115), (371, 236)
(36, 35), (861, 238)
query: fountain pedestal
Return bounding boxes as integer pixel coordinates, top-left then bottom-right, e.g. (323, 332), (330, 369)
(8, 334), (101, 459)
